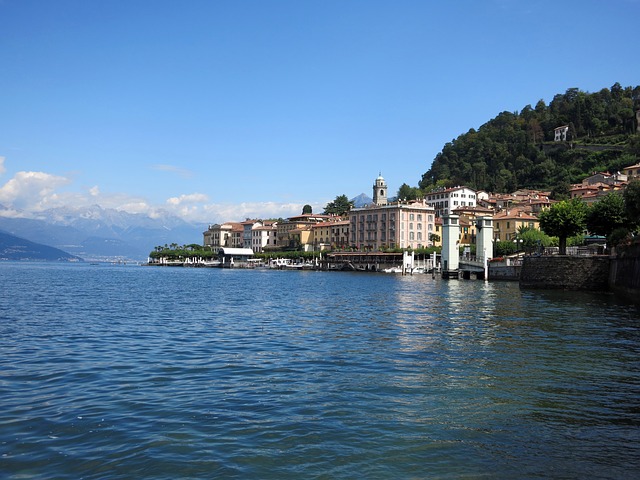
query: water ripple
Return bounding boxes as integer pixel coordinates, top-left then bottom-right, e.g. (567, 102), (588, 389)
(1, 263), (639, 479)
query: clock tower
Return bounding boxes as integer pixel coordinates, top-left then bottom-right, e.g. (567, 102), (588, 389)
(373, 173), (388, 206)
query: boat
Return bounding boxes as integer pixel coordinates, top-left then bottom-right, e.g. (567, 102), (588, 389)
(269, 258), (292, 269)
(202, 260), (222, 267)
(383, 266), (403, 273)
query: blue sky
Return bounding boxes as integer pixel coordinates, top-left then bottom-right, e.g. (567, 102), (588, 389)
(1, 0), (638, 223)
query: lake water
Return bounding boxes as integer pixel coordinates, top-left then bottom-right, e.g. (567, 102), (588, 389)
(1, 262), (639, 479)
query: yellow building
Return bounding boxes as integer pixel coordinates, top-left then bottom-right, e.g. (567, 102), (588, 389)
(311, 220), (350, 251)
(277, 214), (342, 252)
(452, 206), (494, 246)
(493, 209), (539, 242)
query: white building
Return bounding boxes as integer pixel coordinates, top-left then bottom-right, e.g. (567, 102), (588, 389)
(250, 221), (278, 253)
(425, 186), (477, 217)
(554, 125), (569, 141)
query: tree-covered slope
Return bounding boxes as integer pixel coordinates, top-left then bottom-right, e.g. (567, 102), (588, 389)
(420, 83), (640, 194)
(0, 230), (83, 261)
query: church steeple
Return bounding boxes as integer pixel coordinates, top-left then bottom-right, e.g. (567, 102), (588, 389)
(373, 173), (388, 206)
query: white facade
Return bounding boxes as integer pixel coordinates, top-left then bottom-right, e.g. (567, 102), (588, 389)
(554, 125), (569, 141)
(250, 223), (278, 253)
(441, 214), (460, 272)
(426, 186), (477, 217)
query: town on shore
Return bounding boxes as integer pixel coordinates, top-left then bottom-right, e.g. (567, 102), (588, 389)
(149, 161), (640, 273)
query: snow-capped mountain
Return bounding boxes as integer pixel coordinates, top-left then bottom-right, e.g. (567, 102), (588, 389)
(0, 205), (206, 261)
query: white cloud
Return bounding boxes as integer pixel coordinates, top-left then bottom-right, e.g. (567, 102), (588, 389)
(199, 201), (322, 222)
(0, 171), (71, 210)
(0, 159), (325, 224)
(117, 201), (154, 214)
(0, 156), (5, 176)
(166, 193), (209, 206)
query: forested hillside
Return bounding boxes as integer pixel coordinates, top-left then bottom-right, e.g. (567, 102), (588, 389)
(419, 83), (640, 196)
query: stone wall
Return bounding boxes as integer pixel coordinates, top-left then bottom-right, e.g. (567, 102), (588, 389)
(520, 256), (610, 290)
(489, 265), (521, 281)
(609, 242), (640, 302)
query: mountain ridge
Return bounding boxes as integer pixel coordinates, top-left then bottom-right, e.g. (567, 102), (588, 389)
(0, 230), (83, 262)
(0, 205), (206, 261)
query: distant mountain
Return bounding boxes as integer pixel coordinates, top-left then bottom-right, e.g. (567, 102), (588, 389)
(0, 230), (82, 262)
(0, 205), (206, 262)
(350, 193), (372, 208)
(350, 193), (399, 207)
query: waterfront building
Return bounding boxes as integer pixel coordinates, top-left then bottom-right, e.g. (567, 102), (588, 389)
(276, 213), (336, 251)
(218, 247), (255, 266)
(237, 219), (280, 253)
(203, 222), (244, 249)
(350, 174), (436, 251)
(241, 220), (260, 250)
(425, 186), (477, 217)
(452, 205), (494, 246)
(311, 219), (350, 251)
(431, 217), (443, 247)
(250, 221), (278, 253)
(492, 209), (540, 242)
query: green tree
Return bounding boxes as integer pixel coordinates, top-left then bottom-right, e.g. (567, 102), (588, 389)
(397, 183), (421, 201)
(302, 204), (312, 214)
(419, 84), (640, 192)
(539, 198), (588, 254)
(323, 194), (354, 216)
(586, 192), (627, 241)
(550, 181), (571, 200)
(494, 241), (516, 257)
(519, 228), (553, 254)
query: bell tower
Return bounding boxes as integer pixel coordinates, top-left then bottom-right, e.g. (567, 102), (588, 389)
(372, 173), (388, 206)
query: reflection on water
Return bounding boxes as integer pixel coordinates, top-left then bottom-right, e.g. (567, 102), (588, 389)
(0, 263), (638, 479)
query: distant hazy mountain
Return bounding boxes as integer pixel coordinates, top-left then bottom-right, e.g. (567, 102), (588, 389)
(350, 193), (372, 208)
(350, 193), (399, 207)
(0, 205), (206, 262)
(0, 230), (82, 262)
